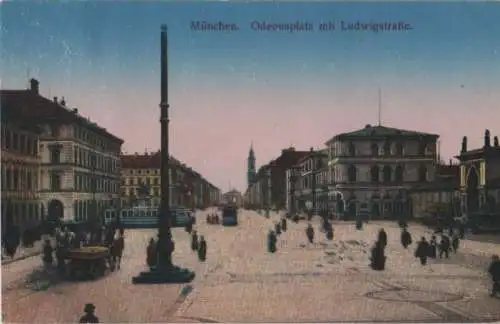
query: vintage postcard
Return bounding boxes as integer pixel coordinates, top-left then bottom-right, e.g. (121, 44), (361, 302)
(1, 1), (500, 323)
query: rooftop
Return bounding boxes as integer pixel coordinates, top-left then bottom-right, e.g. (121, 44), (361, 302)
(326, 124), (439, 144)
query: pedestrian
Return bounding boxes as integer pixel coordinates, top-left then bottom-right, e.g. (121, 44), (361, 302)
(370, 240), (386, 271)
(415, 237), (430, 266)
(378, 228), (387, 248)
(42, 239), (54, 268)
(191, 230), (199, 252)
(146, 238), (157, 269)
(306, 223), (314, 244)
(197, 236), (207, 262)
(267, 230), (277, 253)
(429, 235), (437, 259)
(79, 303), (99, 323)
(451, 233), (460, 253)
(275, 222), (282, 236)
(439, 234), (451, 259)
(281, 217), (287, 232)
(488, 254), (500, 297)
(401, 228), (413, 249)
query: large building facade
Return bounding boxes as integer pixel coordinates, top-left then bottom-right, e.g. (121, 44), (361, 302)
(457, 130), (500, 216)
(323, 125), (439, 219)
(1, 79), (124, 225)
(1, 102), (42, 234)
(121, 152), (221, 209)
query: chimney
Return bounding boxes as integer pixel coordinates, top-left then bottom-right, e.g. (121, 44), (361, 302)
(53, 97), (58, 103)
(71, 108), (78, 114)
(494, 136), (499, 147)
(484, 129), (491, 147)
(461, 136), (467, 153)
(60, 97), (66, 106)
(30, 78), (39, 95)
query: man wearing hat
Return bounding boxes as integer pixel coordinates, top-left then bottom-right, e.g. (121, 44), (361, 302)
(79, 303), (99, 323)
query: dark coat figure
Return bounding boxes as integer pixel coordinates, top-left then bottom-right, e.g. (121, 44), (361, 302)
(401, 229), (412, 249)
(448, 227), (454, 237)
(306, 224), (314, 244)
(215, 215), (220, 224)
(429, 236), (437, 259)
(79, 303), (99, 323)
(197, 236), (207, 262)
(451, 234), (460, 253)
(324, 221), (333, 240)
(439, 235), (451, 259)
(378, 229), (387, 248)
(459, 225), (465, 239)
(42, 239), (54, 265)
(281, 218), (287, 232)
(488, 255), (500, 297)
(191, 231), (199, 251)
(370, 240), (386, 271)
(111, 235), (124, 270)
(356, 219), (363, 230)
(415, 237), (430, 265)
(267, 230), (277, 253)
(4, 226), (20, 258)
(275, 222), (282, 236)
(146, 238), (157, 269)
(206, 214), (210, 224)
(293, 214), (299, 223)
(185, 220), (193, 234)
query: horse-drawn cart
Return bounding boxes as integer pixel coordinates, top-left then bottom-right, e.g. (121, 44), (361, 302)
(66, 246), (115, 280)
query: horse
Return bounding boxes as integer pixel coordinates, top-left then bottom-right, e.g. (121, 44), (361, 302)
(110, 235), (124, 270)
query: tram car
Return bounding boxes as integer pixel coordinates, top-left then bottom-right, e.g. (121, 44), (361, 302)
(103, 205), (195, 228)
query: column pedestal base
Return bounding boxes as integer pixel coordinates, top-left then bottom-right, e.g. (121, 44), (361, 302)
(132, 265), (195, 284)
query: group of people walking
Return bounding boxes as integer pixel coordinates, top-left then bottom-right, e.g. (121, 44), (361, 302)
(206, 213), (220, 225)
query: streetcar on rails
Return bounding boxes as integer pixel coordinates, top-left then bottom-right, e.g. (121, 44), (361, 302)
(103, 205), (194, 228)
(221, 204), (238, 226)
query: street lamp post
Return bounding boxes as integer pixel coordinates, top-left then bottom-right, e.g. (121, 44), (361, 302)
(265, 169), (271, 218)
(133, 25), (195, 284)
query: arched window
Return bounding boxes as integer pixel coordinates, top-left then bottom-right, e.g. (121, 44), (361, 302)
(348, 142), (356, 156)
(418, 141), (426, 155)
(347, 165), (357, 182)
(395, 165), (404, 182)
(371, 143), (379, 156)
(419, 164), (427, 182)
(383, 165), (392, 183)
(395, 142), (404, 156)
(371, 166), (380, 183)
(383, 141), (391, 156)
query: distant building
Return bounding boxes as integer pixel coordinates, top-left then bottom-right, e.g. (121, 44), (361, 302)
(289, 148), (329, 215)
(247, 143), (257, 186)
(456, 130), (500, 215)
(1, 79), (124, 225)
(324, 124), (439, 219)
(121, 151), (222, 209)
(222, 189), (243, 207)
(1, 100), (42, 235)
(247, 147), (309, 210)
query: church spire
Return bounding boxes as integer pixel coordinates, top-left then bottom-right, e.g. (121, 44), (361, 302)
(247, 142), (256, 186)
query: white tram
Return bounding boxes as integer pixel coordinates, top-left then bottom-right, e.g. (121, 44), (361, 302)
(104, 205), (194, 228)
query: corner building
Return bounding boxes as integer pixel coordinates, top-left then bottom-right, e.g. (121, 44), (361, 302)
(325, 124), (439, 219)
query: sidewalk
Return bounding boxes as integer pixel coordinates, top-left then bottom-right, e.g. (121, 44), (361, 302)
(1, 237), (54, 266)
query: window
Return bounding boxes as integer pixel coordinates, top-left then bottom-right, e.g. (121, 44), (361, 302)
(371, 166), (380, 183)
(20, 135), (26, 153)
(383, 165), (392, 183)
(5, 130), (11, 149)
(51, 125), (60, 137)
(418, 141), (426, 155)
(74, 148), (78, 164)
(395, 165), (404, 182)
(153, 178), (159, 185)
(371, 143), (379, 156)
(347, 165), (357, 182)
(348, 142), (356, 156)
(12, 132), (18, 150)
(418, 165), (427, 182)
(27, 171), (32, 190)
(26, 137), (31, 155)
(383, 141), (391, 156)
(51, 172), (61, 191)
(50, 147), (61, 163)
(395, 142), (403, 156)
(12, 169), (19, 190)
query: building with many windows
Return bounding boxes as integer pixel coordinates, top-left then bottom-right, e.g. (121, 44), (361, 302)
(456, 130), (500, 216)
(121, 151), (221, 209)
(1, 99), (42, 235)
(1, 79), (124, 225)
(323, 124), (439, 219)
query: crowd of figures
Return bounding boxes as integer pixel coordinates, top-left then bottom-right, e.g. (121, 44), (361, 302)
(42, 224), (125, 276)
(206, 213), (220, 225)
(2, 224), (44, 260)
(145, 215), (207, 269)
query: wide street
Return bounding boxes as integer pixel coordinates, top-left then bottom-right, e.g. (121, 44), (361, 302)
(2, 208), (500, 323)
